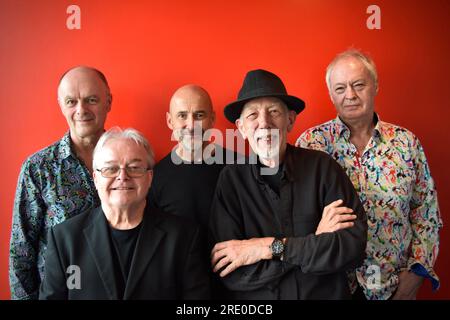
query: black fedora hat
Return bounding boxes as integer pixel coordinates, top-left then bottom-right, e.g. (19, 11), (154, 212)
(224, 69), (305, 123)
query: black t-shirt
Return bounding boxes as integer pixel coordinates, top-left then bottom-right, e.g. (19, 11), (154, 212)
(148, 146), (234, 230)
(258, 162), (284, 196)
(109, 223), (141, 297)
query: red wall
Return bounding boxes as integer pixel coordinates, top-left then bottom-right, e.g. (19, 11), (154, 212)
(0, 0), (448, 299)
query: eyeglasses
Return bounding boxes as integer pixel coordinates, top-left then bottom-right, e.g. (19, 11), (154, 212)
(96, 166), (151, 178)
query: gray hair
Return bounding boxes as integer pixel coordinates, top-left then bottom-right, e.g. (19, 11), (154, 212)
(93, 127), (155, 170)
(325, 49), (378, 93)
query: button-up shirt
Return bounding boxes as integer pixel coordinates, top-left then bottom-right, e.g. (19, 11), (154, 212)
(297, 115), (442, 300)
(209, 144), (367, 299)
(9, 132), (100, 300)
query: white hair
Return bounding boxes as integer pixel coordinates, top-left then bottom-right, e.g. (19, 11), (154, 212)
(325, 49), (378, 93)
(93, 127), (155, 170)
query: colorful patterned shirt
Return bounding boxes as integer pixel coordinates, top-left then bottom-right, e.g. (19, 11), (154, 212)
(9, 132), (100, 300)
(297, 114), (442, 300)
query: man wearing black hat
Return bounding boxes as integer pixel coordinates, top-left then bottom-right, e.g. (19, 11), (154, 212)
(209, 69), (368, 299)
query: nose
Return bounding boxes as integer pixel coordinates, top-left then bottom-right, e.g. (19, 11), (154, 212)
(75, 100), (88, 114)
(116, 168), (130, 180)
(344, 86), (357, 100)
(185, 114), (195, 131)
(257, 110), (270, 129)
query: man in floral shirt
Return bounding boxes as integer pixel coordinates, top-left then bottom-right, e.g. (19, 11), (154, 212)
(9, 66), (112, 299)
(297, 49), (442, 300)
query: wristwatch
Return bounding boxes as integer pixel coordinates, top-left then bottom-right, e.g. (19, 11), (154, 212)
(270, 238), (285, 260)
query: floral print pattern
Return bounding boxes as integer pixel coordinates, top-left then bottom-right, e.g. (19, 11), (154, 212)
(9, 133), (100, 299)
(297, 115), (442, 300)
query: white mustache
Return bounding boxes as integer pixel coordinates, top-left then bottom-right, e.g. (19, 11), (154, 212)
(253, 129), (280, 140)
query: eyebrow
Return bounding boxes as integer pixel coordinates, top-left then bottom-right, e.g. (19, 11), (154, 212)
(177, 110), (207, 114)
(102, 159), (143, 165)
(334, 78), (366, 86)
(62, 94), (100, 101)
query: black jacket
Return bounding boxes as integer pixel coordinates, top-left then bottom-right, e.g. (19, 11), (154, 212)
(39, 206), (210, 300)
(209, 145), (367, 299)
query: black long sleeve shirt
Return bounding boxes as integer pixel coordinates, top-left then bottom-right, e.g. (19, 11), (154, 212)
(209, 144), (368, 299)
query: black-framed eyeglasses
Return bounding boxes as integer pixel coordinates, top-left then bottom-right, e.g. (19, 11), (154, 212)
(96, 166), (151, 178)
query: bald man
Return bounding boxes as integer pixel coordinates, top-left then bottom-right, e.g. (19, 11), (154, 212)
(10, 66), (112, 299)
(148, 85), (232, 298)
(149, 84), (227, 229)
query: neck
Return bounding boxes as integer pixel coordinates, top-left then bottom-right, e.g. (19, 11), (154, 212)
(70, 131), (103, 173)
(176, 142), (211, 162)
(258, 143), (287, 168)
(102, 200), (146, 230)
(341, 115), (375, 154)
(341, 113), (375, 136)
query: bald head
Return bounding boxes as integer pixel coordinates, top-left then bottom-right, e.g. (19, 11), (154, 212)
(58, 66), (110, 95)
(166, 84), (216, 155)
(169, 84), (213, 114)
(57, 66), (112, 142)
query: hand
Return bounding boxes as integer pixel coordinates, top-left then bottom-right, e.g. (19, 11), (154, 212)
(211, 238), (273, 277)
(315, 199), (356, 235)
(391, 270), (424, 300)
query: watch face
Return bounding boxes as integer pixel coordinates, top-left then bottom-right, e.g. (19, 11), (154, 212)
(271, 239), (284, 256)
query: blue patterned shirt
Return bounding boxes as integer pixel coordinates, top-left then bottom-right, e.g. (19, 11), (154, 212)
(297, 115), (442, 300)
(9, 132), (100, 300)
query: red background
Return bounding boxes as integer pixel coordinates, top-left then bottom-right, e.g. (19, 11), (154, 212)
(0, 0), (449, 299)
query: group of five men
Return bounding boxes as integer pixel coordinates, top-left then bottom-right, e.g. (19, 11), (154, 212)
(10, 49), (442, 300)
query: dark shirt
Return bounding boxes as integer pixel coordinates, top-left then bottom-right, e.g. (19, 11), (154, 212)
(209, 144), (368, 300)
(148, 145), (232, 230)
(148, 145), (239, 299)
(258, 162), (284, 196)
(109, 223), (142, 298)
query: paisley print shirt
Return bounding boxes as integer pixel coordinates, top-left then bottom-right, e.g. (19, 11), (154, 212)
(9, 132), (100, 299)
(297, 115), (442, 300)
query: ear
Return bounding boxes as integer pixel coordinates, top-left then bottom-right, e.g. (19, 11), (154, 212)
(166, 112), (174, 130)
(210, 111), (216, 127)
(93, 170), (99, 190)
(235, 118), (247, 140)
(286, 110), (297, 133)
(57, 97), (64, 110)
(147, 169), (154, 189)
(106, 93), (113, 112)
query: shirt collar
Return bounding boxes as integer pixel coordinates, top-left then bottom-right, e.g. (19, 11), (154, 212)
(58, 131), (75, 160)
(335, 112), (382, 142)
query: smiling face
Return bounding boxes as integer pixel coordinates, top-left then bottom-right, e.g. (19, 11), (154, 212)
(236, 97), (296, 163)
(328, 56), (378, 125)
(166, 85), (215, 154)
(93, 137), (152, 211)
(58, 67), (112, 141)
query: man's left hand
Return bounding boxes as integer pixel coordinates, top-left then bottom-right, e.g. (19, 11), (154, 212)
(211, 238), (273, 277)
(391, 270), (424, 300)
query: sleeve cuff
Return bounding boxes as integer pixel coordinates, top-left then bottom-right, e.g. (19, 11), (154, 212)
(410, 263), (440, 291)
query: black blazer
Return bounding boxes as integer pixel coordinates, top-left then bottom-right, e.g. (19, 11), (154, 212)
(39, 206), (210, 300)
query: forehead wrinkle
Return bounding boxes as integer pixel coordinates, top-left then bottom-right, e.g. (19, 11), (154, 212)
(169, 85), (213, 114)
